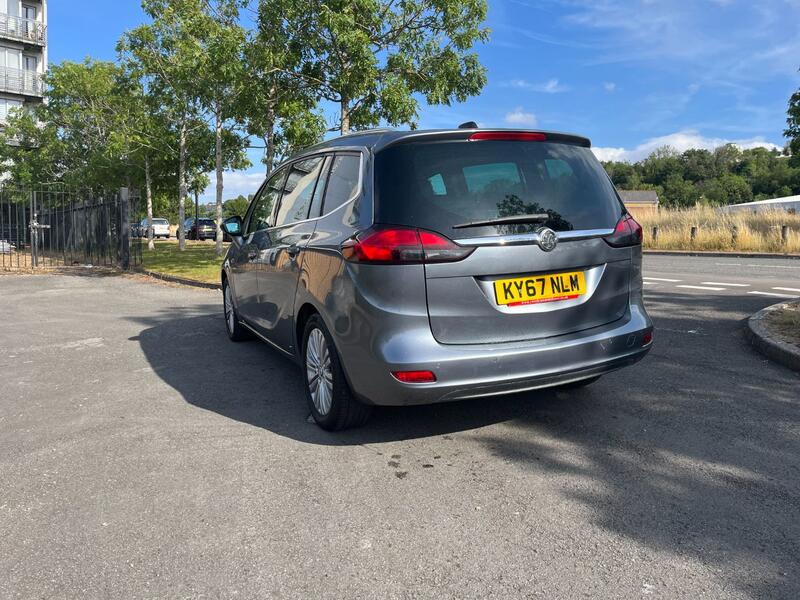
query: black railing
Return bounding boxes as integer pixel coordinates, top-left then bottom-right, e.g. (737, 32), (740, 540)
(0, 186), (141, 271)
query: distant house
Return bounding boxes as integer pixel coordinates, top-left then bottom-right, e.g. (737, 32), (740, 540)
(719, 195), (800, 214)
(617, 190), (659, 218)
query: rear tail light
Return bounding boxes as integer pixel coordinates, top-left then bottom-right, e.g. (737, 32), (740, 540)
(469, 131), (547, 142)
(341, 226), (474, 264)
(643, 331), (653, 346)
(604, 214), (643, 248)
(392, 370), (437, 383)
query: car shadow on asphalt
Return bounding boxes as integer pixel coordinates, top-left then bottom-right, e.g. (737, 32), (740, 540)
(133, 290), (800, 598)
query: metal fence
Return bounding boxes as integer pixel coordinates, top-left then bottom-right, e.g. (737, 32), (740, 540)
(0, 186), (141, 271)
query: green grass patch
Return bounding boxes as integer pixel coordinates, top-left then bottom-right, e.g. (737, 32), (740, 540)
(139, 240), (225, 284)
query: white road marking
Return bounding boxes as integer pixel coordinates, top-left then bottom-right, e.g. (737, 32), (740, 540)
(716, 262), (742, 266)
(701, 282), (750, 287)
(677, 285), (726, 291)
(748, 290), (800, 298)
(746, 264), (800, 269)
(643, 277), (682, 282)
(772, 287), (800, 293)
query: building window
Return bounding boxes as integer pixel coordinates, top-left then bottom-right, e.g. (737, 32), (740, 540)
(0, 98), (23, 122)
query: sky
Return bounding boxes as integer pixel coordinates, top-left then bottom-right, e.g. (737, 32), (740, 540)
(48, 0), (800, 201)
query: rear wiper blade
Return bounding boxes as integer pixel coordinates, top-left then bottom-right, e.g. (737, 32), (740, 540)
(452, 213), (550, 229)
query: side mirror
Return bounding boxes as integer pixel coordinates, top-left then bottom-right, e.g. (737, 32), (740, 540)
(222, 216), (243, 242)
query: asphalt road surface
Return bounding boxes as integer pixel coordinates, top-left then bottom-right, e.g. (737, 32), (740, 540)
(1, 255), (799, 599)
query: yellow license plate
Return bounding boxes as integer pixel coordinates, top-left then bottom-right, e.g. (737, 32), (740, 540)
(494, 271), (586, 306)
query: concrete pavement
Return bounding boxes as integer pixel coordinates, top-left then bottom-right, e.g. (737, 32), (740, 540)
(1, 258), (799, 599)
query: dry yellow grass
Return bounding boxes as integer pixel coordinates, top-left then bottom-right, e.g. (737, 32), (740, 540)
(638, 207), (800, 253)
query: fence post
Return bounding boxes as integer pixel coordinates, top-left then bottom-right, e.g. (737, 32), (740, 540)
(781, 225), (789, 246)
(690, 226), (697, 244)
(731, 225), (738, 247)
(29, 190), (37, 268)
(652, 226), (659, 244)
(119, 188), (130, 270)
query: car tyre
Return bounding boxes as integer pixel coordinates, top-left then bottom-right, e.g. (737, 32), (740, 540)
(223, 279), (251, 342)
(302, 314), (372, 431)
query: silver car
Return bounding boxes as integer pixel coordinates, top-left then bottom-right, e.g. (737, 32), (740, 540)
(220, 128), (653, 430)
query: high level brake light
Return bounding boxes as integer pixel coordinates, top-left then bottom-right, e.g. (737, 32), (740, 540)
(604, 214), (643, 248)
(341, 226), (474, 264)
(468, 131), (547, 142)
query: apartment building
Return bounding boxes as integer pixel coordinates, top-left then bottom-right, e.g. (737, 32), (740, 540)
(0, 0), (46, 126)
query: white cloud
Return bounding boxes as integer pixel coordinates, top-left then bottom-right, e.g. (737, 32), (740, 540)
(603, 82), (616, 92)
(592, 129), (781, 162)
(507, 78), (569, 93)
(504, 107), (538, 126)
(201, 170), (266, 202)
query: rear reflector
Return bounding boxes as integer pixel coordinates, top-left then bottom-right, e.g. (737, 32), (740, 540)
(469, 131), (547, 142)
(341, 226), (474, 264)
(642, 331), (653, 345)
(391, 370), (437, 383)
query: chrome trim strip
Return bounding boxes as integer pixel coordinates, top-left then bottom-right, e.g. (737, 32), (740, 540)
(454, 228), (615, 247)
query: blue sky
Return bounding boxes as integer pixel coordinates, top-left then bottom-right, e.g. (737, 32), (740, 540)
(49, 0), (800, 200)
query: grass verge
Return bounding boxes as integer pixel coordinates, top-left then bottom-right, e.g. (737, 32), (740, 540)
(766, 303), (800, 348)
(639, 207), (800, 253)
(139, 240), (225, 284)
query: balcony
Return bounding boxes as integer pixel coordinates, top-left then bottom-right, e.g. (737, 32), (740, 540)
(0, 15), (46, 46)
(0, 66), (44, 97)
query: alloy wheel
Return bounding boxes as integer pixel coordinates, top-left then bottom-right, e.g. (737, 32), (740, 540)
(306, 328), (333, 415)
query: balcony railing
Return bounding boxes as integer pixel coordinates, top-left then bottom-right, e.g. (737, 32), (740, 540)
(0, 15), (46, 45)
(0, 66), (44, 97)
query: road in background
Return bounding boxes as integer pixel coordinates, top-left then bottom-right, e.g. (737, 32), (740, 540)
(1, 257), (799, 599)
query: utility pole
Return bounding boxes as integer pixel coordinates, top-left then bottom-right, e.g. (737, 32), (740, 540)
(194, 189), (199, 242)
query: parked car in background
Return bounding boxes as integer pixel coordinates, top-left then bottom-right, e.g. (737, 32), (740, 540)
(0, 240), (15, 254)
(220, 128), (653, 431)
(185, 218), (217, 240)
(139, 218), (171, 239)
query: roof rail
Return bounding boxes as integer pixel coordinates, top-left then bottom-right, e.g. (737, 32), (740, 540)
(337, 127), (395, 138)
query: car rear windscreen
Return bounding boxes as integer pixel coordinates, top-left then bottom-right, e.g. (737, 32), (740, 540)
(374, 140), (623, 238)
(153, 219), (168, 225)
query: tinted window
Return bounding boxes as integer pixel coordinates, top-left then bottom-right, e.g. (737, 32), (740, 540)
(322, 154), (360, 214)
(308, 156), (332, 218)
(246, 169), (286, 235)
(153, 219), (169, 225)
(374, 141), (622, 237)
(274, 157), (325, 227)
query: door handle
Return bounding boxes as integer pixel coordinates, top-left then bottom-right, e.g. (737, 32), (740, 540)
(286, 244), (301, 258)
(247, 247), (259, 260)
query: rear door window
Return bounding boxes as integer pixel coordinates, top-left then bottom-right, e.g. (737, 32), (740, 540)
(274, 156), (325, 227)
(374, 140), (622, 237)
(321, 154), (361, 215)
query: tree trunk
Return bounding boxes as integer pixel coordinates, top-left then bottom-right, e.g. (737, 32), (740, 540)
(264, 91), (276, 175)
(340, 98), (350, 135)
(178, 120), (187, 251)
(145, 155), (155, 251)
(215, 105), (224, 257)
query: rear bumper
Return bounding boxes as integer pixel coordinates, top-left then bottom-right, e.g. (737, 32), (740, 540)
(341, 302), (652, 407)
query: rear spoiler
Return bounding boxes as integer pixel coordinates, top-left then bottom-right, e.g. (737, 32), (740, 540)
(379, 129), (591, 150)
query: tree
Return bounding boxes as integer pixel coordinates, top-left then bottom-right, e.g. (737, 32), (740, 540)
(121, 1), (209, 251)
(223, 195), (250, 218)
(239, 14), (326, 174)
(785, 86), (800, 167)
(266, 0), (490, 134)
(703, 173), (753, 206)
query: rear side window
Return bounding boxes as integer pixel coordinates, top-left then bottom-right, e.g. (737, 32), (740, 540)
(275, 156), (325, 227)
(321, 154), (360, 214)
(374, 140), (622, 237)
